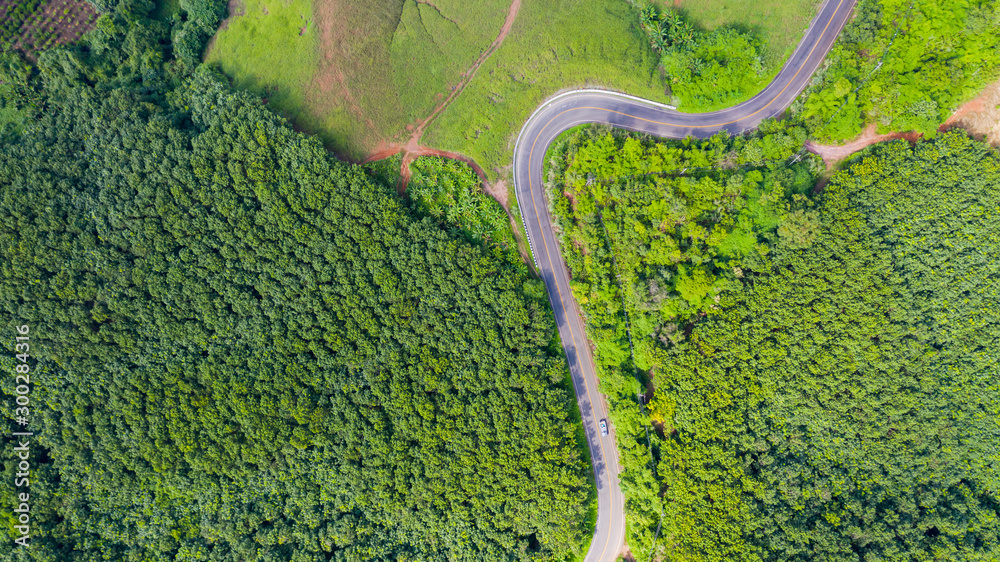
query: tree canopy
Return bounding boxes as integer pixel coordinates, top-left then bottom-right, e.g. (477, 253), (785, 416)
(800, 0), (1000, 140)
(549, 127), (1000, 560)
(0, 1), (592, 559)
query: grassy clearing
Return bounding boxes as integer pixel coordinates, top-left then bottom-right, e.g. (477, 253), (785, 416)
(206, 0), (508, 158)
(423, 0), (666, 177)
(424, 0), (821, 173)
(388, 0), (508, 125)
(664, 0), (820, 66)
(206, 0), (819, 164)
(204, 0), (316, 135)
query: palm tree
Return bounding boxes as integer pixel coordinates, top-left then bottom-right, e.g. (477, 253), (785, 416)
(676, 22), (696, 47)
(639, 5), (658, 34)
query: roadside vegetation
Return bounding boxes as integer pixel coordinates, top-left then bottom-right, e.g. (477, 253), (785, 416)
(660, 0), (818, 66)
(545, 122), (822, 556)
(408, 156), (521, 266)
(0, 0), (595, 559)
(639, 6), (769, 112)
(426, 0), (822, 178)
(798, 0), (1000, 142)
(204, 0), (822, 172)
(549, 125), (1000, 560)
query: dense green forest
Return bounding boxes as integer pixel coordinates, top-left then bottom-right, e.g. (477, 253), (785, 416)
(548, 128), (1000, 560)
(0, 0), (593, 559)
(800, 0), (1000, 140)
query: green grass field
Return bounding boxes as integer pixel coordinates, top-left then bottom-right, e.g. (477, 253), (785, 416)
(205, 0), (818, 167)
(205, 0), (508, 158)
(422, 0), (666, 177)
(204, 0), (316, 137)
(666, 0), (820, 65)
(425, 0), (821, 175)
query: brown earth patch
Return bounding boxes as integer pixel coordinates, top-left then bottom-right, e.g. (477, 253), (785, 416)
(484, 178), (510, 210)
(0, 0), (97, 59)
(311, 0), (362, 119)
(360, 0), (521, 209)
(219, 0), (246, 30)
(940, 78), (1000, 146)
(806, 123), (920, 168)
(808, 78), (1000, 166)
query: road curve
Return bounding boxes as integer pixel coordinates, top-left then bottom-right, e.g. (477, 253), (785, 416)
(511, 0), (856, 560)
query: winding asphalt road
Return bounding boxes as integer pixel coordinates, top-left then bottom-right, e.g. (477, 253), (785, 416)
(511, 0), (856, 559)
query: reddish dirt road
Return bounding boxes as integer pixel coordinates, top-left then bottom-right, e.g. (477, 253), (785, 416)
(807, 78), (1000, 166)
(806, 124), (920, 167)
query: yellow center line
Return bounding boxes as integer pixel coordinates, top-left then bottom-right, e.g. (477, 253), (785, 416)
(521, 1), (849, 559)
(526, 133), (617, 561)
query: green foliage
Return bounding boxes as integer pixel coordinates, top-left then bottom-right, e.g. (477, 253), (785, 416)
(203, 0), (317, 136)
(0, 6), (592, 559)
(801, 0), (1000, 141)
(205, 0), (509, 158)
(661, 0), (818, 67)
(659, 27), (768, 112)
(635, 5), (769, 112)
(0, 0), (45, 48)
(555, 128), (1000, 560)
(656, 132), (1000, 560)
(408, 156), (519, 266)
(422, 0), (669, 176)
(546, 122), (820, 557)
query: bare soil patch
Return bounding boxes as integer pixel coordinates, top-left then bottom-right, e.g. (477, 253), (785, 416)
(0, 0), (96, 58)
(809, 78), (1000, 168)
(940, 78), (1000, 146)
(220, 0), (246, 30)
(484, 178), (509, 209)
(806, 123), (920, 168)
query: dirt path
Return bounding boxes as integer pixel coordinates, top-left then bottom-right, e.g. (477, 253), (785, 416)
(807, 77), (1000, 166)
(940, 78), (1000, 145)
(361, 0), (522, 205)
(407, 0), (521, 145)
(805, 123), (920, 167)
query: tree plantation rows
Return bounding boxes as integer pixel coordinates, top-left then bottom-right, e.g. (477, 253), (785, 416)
(1, 0), (999, 559)
(0, 0), (593, 559)
(547, 127), (1000, 560)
